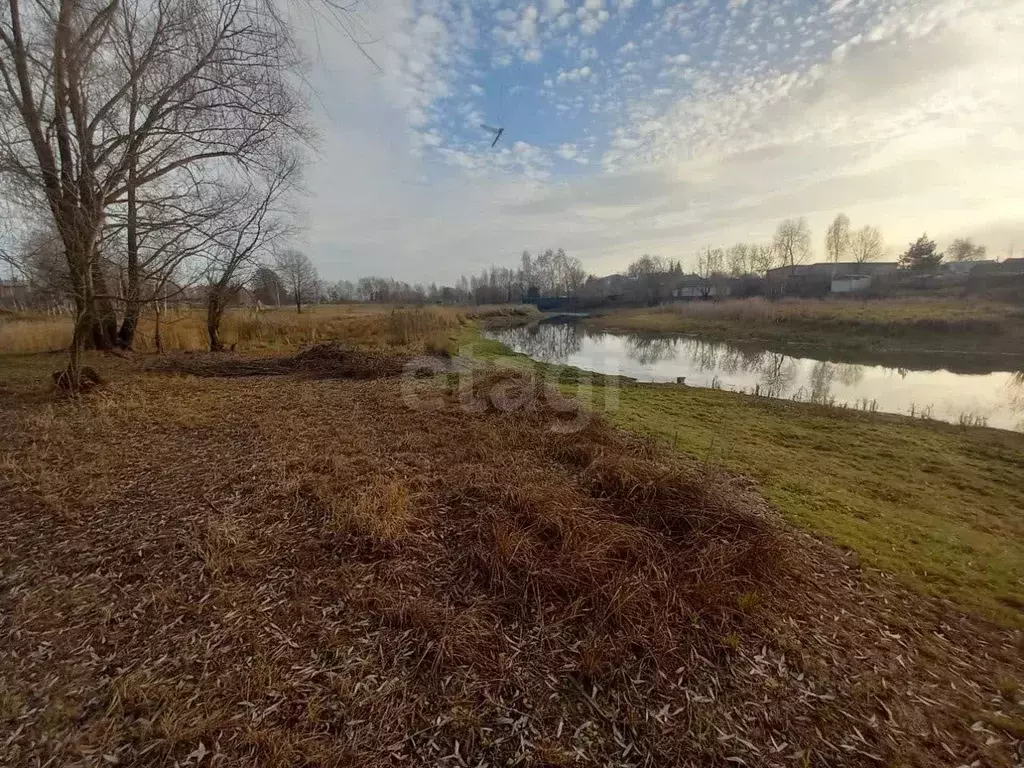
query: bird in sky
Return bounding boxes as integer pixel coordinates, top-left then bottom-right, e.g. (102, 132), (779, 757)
(480, 123), (504, 148)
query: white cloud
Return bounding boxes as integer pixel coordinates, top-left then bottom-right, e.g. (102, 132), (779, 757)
(546, 0), (569, 16)
(556, 65), (593, 83)
(297, 0), (1024, 284)
(557, 142), (579, 159)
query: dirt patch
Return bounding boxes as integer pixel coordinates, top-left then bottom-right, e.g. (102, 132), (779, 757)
(146, 342), (411, 380)
(0, 366), (1020, 767)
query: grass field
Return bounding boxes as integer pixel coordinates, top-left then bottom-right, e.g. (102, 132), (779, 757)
(586, 297), (1024, 363)
(0, 303), (537, 355)
(469, 331), (1024, 627)
(1, 307), (1022, 766)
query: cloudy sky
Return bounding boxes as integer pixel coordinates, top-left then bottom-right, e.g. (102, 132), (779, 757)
(296, 0), (1024, 283)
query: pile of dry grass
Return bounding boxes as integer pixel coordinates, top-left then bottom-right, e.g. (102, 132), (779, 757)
(1, 361), (1021, 767)
(145, 342), (412, 380)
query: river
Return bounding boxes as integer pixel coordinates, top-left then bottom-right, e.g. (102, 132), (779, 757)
(486, 321), (1024, 432)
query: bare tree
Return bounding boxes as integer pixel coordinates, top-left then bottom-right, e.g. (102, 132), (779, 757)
(1, 224), (73, 310)
(947, 237), (987, 262)
(851, 226), (884, 264)
(749, 243), (776, 277)
(627, 254), (672, 305)
(773, 218), (812, 269)
(825, 213), (851, 265)
(726, 243), (752, 277)
(275, 249), (318, 313)
(0, 0), (308, 386)
(696, 247), (725, 299)
(205, 156), (298, 350)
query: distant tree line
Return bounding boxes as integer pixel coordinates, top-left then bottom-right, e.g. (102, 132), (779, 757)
(300, 248), (588, 307)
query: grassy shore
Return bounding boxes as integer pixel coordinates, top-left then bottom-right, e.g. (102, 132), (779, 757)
(585, 297), (1024, 368)
(469, 330), (1024, 628)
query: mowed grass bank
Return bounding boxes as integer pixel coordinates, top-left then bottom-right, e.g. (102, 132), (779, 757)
(469, 331), (1024, 627)
(0, 303), (537, 355)
(587, 297), (1024, 360)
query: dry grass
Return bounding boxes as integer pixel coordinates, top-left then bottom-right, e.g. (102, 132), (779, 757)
(145, 342), (413, 379)
(1, 353), (1021, 767)
(589, 297), (1024, 354)
(330, 477), (415, 540)
(0, 303), (482, 355)
(0, 314), (72, 352)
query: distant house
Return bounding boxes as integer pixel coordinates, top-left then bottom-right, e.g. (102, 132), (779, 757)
(767, 262), (899, 281)
(580, 273), (633, 301)
(671, 274), (729, 299)
(942, 261), (979, 276)
(971, 258), (1024, 276)
(767, 262), (899, 295)
(831, 276), (873, 294)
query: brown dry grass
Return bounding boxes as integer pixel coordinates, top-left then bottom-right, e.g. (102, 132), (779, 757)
(0, 303), (539, 354)
(1, 353), (1021, 767)
(589, 297), (1024, 357)
(0, 303), (512, 354)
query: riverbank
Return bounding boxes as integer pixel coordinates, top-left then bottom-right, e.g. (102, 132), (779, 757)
(468, 329), (1024, 628)
(584, 297), (1024, 371)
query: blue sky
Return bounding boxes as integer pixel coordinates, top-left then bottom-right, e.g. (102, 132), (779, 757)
(298, 0), (1024, 282)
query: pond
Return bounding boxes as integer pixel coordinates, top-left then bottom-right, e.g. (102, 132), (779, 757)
(486, 321), (1024, 432)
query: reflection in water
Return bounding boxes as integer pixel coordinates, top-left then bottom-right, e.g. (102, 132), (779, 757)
(809, 361), (837, 405)
(503, 322), (584, 363)
(625, 335), (679, 364)
(758, 353), (799, 399)
(488, 322), (1023, 432)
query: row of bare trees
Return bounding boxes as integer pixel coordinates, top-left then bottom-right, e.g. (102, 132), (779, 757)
(314, 248), (589, 307)
(0, 0), (336, 386)
(691, 215), (890, 283)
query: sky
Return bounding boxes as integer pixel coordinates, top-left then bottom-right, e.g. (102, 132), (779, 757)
(296, 0), (1024, 283)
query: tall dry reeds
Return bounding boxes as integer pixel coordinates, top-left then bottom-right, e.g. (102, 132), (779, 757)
(0, 304), (470, 354)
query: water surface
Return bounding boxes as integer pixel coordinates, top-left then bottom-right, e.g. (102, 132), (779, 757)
(487, 322), (1024, 432)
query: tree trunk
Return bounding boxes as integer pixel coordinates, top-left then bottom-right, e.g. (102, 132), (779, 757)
(88, 257), (118, 350)
(207, 289), (225, 352)
(154, 304), (164, 354)
(60, 305), (90, 393)
(117, 298), (140, 349)
(117, 117), (140, 350)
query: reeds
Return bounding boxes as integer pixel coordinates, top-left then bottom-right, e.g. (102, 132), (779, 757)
(0, 304), (470, 354)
